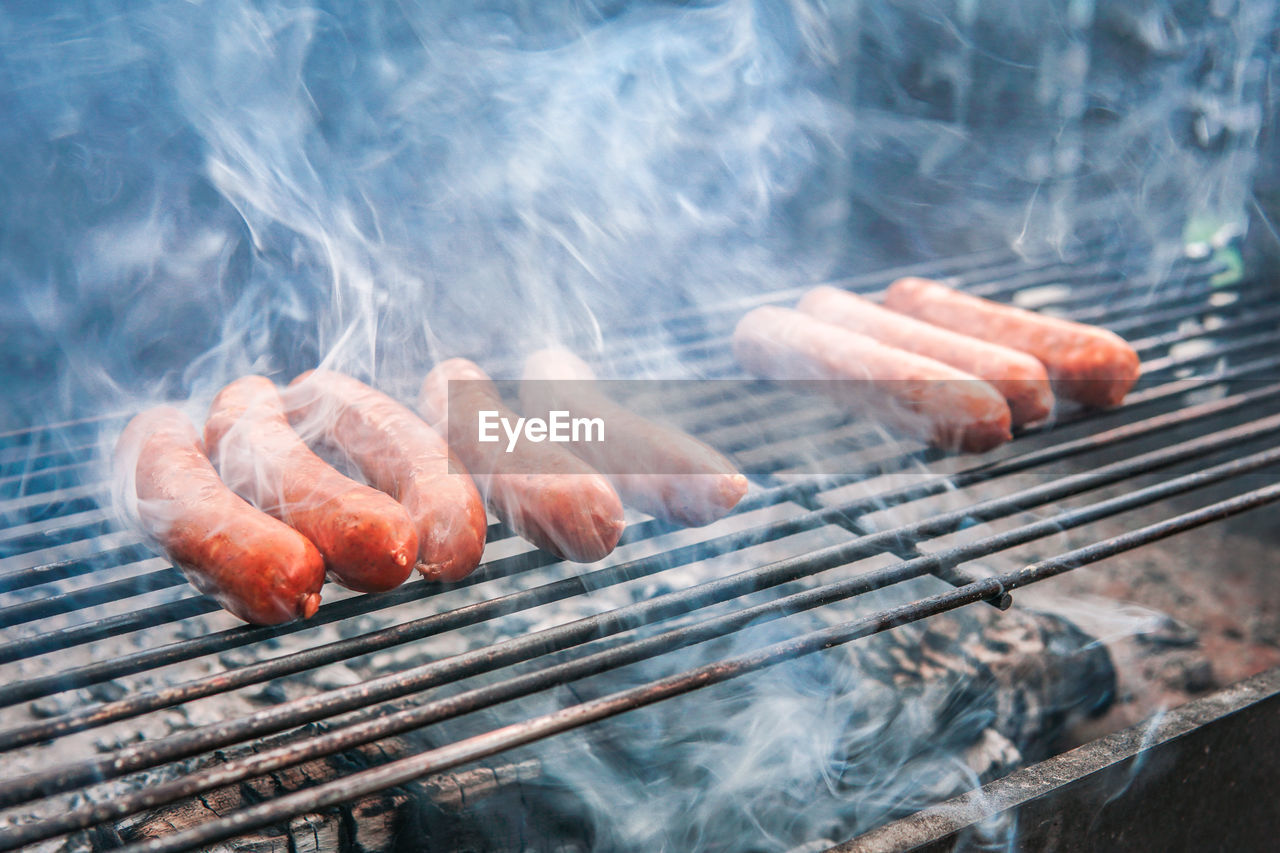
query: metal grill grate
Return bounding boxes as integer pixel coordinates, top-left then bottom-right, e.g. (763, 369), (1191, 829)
(2, 241), (1279, 852)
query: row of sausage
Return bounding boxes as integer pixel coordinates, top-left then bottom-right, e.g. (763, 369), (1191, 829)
(733, 277), (1141, 451)
(116, 355), (747, 625)
(117, 277), (1139, 626)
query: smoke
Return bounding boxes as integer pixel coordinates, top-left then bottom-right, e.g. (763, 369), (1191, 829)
(0, 0), (1275, 848)
(1, 0), (1273, 431)
(404, 570), (1115, 852)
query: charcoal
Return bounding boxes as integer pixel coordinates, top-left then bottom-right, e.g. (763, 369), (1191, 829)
(1247, 614), (1280, 648)
(249, 681), (289, 705)
(87, 681), (127, 703)
(219, 648), (259, 669)
(1157, 655), (1217, 694)
(29, 692), (83, 718)
(308, 664), (364, 691)
(94, 730), (146, 753)
(337, 615), (389, 640)
(1136, 615), (1201, 648)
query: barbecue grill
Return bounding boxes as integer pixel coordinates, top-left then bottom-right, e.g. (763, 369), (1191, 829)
(1, 234), (1278, 852)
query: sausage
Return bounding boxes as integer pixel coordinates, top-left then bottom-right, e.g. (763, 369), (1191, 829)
(732, 306), (1012, 453)
(519, 348), (748, 527)
(418, 358), (625, 562)
(114, 406), (324, 625)
(796, 285), (1055, 425)
(204, 375), (418, 593)
(284, 370), (487, 583)
(883, 277), (1141, 408)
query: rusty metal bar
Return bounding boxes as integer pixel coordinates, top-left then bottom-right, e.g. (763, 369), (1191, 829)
(563, 237), (1118, 354)
(1, 409), (1277, 813)
(605, 237), (1205, 351)
(0, 264), (1259, 583)
(76, 481), (1280, 853)
(0, 242), (1263, 853)
(8, 440), (1279, 850)
(2, 371), (1277, 723)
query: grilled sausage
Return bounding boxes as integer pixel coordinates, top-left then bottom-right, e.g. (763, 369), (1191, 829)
(418, 358), (625, 562)
(204, 376), (418, 593)
(520, 347), (748, 527)
(285, 370), (487, 582)
(732, 306), (1012, 453)
(883, 277), (1141, 408)
(115, 406), (324, 625)
(796, 286), (1055, 425)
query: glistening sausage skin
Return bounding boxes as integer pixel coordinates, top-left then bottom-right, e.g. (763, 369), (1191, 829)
(732, 306), (1013, 453)
(883, 277), (1140, 409)
(797, 286), (1055, 426)
(286, 370), (487, 582)
(115, 406), (324, 625)
(204, 375), (418, 593)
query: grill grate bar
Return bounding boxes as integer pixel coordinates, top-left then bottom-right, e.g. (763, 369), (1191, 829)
(519, 254), (1222, 375)
(0, 597), (223, 670)
(0, 440), (97, 474)
(1124, 302), (1272, 353)
(3, 407), (1277, 811)
(0, 240), (1265, 852)
(10, 441), (1280, 849)
(669, 307), (1279, 467)
(77, 480), (1280, 853)
(0, 332), (1270, 700)
(1138, 328), (1280, 375)
(0, 511), (114, 558)
(1107, 292), (1275, 340)
(0, 255), (1241, 525)
(0, 483), (104, 518)
(0, 461), (102, 501)
(0, 537), (597, 673)
(0, 560), (182, 629)
(2, 367), (1276, 708)
(669, 275), (1268, 380)
(609, 236), (1205, 348)
(0, 262), (1244, 558)
(955, 256), (1217, 301)
(736, 330), (1280, 479)
(575, 239), (1117, 348)
(0, 411), (131, 449)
